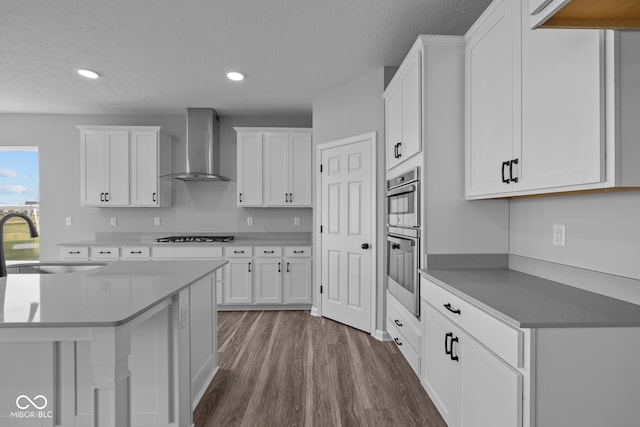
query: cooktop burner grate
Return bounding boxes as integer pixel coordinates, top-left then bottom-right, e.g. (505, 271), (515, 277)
(155, 235), (235, 243)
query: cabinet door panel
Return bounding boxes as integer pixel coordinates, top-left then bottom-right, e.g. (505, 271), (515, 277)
(520, 22), (604, 191)
(105, 131), (130, 205)
(264, 132), (289, 206)
(81, 131), (107, 205)
(284, 258), (311, 303)
(460, 329), (522, 427)
(423, 303), (460, 426)
(386, 87), (403, 170)
(289, 132), (312, 206)
(399, 52), (421, 163)
(255, 259), (282, 303)
(237, 132), (263, 206)
(131, 130), (159, 206)
(466, 0), (520, 197)
(223, 260), (253, 304)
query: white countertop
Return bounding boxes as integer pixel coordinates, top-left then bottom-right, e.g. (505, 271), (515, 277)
(0, 260), (226, 328)
(59, 232), (312, 246)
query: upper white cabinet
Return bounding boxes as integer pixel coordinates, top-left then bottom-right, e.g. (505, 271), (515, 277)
(384, 45), (421, 171)
(78, 126), (171, 207)
(465, 0), (640, 199)
(235, 127), (312, 207)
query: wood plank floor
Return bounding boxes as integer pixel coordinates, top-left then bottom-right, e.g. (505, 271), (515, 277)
(194, 311), (447, 427)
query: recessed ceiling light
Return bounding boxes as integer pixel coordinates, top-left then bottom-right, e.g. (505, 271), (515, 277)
(77, 69), (100, 79)
(227, 71), (244, 81)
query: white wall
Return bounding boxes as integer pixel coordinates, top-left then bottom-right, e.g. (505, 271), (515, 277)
(0, 113), (312, 259)
(312, 67), (395, 334)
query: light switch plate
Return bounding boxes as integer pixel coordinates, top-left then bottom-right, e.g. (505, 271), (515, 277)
(247, 217), (253, 226)
(65, 217), (72, 226)
(553, 224), (566, 246)
(154, 217), (161, 226)
(110, 217), (117, 227)
(180, 306), (189, 329)
(294, 217), (300, 226)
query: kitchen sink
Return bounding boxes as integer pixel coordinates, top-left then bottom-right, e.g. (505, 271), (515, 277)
(6, 262), (108, 274)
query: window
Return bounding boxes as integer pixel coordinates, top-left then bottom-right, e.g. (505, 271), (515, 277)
(0, 147), (39, 261)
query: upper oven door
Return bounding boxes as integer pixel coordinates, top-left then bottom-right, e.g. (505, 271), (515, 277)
(387, 182), (419, 228)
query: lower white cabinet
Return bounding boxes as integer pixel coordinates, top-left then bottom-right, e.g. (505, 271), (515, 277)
(223, 259), (253, 304)
(423, 303), (521, 427)
(254, 258), (282, 303)
(283, 258), (312, 303)
(386, 292), (422, 376)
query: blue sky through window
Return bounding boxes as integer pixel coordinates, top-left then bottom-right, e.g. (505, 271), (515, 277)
(0, 150), (39, 205)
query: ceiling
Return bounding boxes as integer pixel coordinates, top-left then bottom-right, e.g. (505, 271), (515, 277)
(0, 0), (491, 116)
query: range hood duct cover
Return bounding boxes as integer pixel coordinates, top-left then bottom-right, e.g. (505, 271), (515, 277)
(167, 108), (230, 181)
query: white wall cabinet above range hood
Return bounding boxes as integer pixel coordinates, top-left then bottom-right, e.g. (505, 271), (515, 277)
(164, 108), (231, 182)
(530, 0), (640, 29)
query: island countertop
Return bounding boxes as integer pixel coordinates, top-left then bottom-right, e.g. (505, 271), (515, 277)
(0, 260), (226, 328)
(422, 268), (640, 328)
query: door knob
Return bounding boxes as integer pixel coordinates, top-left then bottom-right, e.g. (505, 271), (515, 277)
(361, 243), (370, 250)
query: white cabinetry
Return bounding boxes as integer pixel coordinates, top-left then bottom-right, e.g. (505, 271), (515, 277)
(235, 127), (312, 207)
(384, 43), (421, 171)
(465, 1), (640, 199)
(78, 126), (171, 207)
(283, 258), (312, 304)
(387, 292), (422, 376)
(222, 247), (253, 305)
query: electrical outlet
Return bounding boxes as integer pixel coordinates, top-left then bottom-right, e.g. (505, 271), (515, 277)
(180, 306), (190, 329)
(110, 217), (117, 227)
(65, 217), (72, 226)
(247, 217), (253, 226)
(154, 217), (161, 226)
(553, 224), (566, 246)
(294, 217), (300, 226)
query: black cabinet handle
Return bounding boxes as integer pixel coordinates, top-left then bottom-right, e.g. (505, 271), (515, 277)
(444, 303), (461, 315)
(289, 193), (293, 203)
(248, 262), (252, 273)
(130, 251), (142, 254)
(105, 192), (110, 202)
(293, 250), (304, 254)
(69, 251), (80, 255)
(285, 193), (289, 202)
(100, 192), (105, 202)
(502, 161), (511, 184)
(394, 338), (402, 346)
(450, 337), (459, 362)
(278, 262), (281, 272)
(394, 319), (403, 327)
(264, 250), (274, 254)
(152, 192), (157, 202)
(234, 250), (245, 254)
(445, 332), (453, 355)
(99, 251), (111, 254)
(510, 158), (519, 183)
(396, 142), (402, 158)
(286, 262), (290, 273)
(239, 193), (243, 203)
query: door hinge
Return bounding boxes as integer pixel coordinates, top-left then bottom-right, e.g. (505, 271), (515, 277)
(320, 225), (323, 233)
(320, 164), (323, 173)
(320, 285), (323, 294)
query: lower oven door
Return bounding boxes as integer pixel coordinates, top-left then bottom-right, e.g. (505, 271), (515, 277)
(387, 233), (420, 317)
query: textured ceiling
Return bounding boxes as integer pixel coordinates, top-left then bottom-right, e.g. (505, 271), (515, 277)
(0, 0), (491, 116)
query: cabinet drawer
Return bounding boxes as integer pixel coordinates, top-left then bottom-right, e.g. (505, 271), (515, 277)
(224, 246), (252, 258)
(152, 246), (223, 259)
(60, 247), (89, 260)
(387, 320), (420, 377)
(254, 246), (282, 258)
(421, 277), (522, 368)
(284, 246), (311, 257)
(121, 246), (150, 260)
(387, 296), (421, 353)
(90, 246), (119, 260)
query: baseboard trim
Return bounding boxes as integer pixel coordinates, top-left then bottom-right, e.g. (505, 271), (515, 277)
(218, 304), (312, 311)
(373, 329), (391, 341)
(310, 306), (320, 317)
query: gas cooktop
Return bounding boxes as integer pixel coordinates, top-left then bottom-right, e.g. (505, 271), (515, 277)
(155, 235), (235, 243)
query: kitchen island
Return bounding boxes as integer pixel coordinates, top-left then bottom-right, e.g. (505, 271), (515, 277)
(0, 259), (226, 427)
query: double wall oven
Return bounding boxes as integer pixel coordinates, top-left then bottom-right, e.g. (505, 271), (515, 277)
(386, 167), (420, 318)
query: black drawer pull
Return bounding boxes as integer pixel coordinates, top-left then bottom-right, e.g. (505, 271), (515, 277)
(99, 251), (111, 254)
(278, 262), (281, 272)
(263, 250), (274, 254)
(248, 262), (252, 272)
(510, 158), (519, 183)
(286, 262), (290, 273)
(69, 251), (81, 255)
(293, 250), (304, 254)
(100, 192), (105, 202)
(394, 338), (402, 346)
(394, 319), (403, 327)
(105, 192), (110, 202)
(289, 193), (293, 203)
(234, 250), (245, 254)
(444, 303), (461, 315)
(502, 161), (511, 184)
(152, 192), (157, 202)
(130, 251), (143, 254)
(450, 337), (459, 362)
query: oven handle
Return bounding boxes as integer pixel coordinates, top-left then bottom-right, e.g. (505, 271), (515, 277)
(386, 184), (416, 197)
(387, 234), (417, 246)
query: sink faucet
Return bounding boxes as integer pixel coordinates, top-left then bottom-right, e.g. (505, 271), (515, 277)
(0, 213), (39, 277)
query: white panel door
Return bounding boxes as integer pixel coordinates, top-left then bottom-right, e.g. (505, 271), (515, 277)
(520, 19), (604, 191)
(254, 258), (282, 303)
(320, 136), (373, 333)
(105, 130), (130, 206)
(284, 258), (312, 303)
(466, 0), (520, 197)
(264, 132), (289, 206)
(289, 132), (312, 206)
(81, 130), (107, 205)
(130, 130), (159, 206)
(223, 259), (253, 304)
(237, 132), (263, 206)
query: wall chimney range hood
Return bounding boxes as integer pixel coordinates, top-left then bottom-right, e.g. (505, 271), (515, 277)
(531, 0), (640, 29)
(165, 108), (230, 182)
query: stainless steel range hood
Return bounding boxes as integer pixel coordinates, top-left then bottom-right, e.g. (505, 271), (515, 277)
(166, 108), (230, 181)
